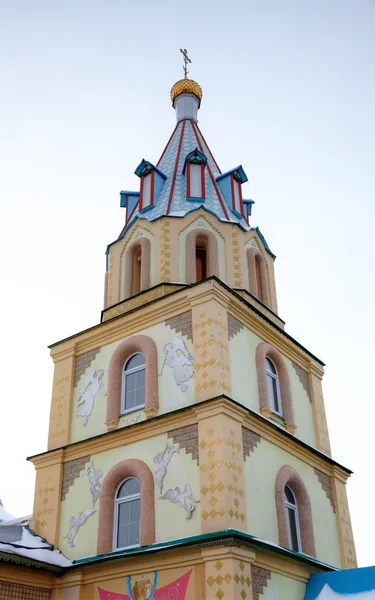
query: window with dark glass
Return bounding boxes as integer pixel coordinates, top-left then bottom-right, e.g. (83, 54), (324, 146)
(265, 357), (282, 415)
(114, 478), (140, 549)
(284, 485), (301, 552)
(121, 353), (145, 413)
(196, 245), (207, 281)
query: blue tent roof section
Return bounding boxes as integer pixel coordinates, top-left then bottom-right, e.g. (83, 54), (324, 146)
(305, 566), (375, 600)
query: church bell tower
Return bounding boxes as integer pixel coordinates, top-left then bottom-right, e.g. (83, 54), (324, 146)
(28, 56), (357, 599)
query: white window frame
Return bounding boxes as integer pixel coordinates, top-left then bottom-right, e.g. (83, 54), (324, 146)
(121, 352), (146, 415)
(113, 477), (141, 551)
(265, 356), (282, 416)
(284, 486), (302, 552)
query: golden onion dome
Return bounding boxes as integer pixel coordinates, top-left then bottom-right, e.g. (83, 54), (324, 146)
(170, 77), (203, 106)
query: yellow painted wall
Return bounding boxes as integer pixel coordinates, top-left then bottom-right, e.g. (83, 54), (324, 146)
(177, 214), (227, 282)
(244, 436), (341, 567)
(261, 571), (306, 600)
(229, 326), (316, 447)
(59, 433), (201, 560)
(71, 321), (195, 444)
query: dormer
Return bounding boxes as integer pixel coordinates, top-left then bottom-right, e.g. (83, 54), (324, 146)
(183, 148), (207, 202)
(120, 191), (140, 225)
(216, 165), (248, 219)
(134, 159), (167, 212)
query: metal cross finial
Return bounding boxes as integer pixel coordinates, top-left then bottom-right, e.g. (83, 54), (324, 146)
(180, 48), (191, 78)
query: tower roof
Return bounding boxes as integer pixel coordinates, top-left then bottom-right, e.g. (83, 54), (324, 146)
(119, 97), (252, 238)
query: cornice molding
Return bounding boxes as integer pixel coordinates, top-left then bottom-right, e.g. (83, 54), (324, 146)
(29, 397), (351, 481)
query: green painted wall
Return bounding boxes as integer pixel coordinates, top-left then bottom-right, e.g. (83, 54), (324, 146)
(70, 321), (195, 444)
(244, 436), (341, 567)
(59, 433), (201, 560)
(261, 571), (306, 600)
(229, 326), (316, 447)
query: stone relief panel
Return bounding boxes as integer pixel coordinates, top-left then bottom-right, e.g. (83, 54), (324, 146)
(81, 460), (103, 507)
(153, 442), (179, 492)
(64, 508), (96, 548)
(159, 338), (194, 392)
(76, 369), (105, 426)
(159, 484), (200, 519)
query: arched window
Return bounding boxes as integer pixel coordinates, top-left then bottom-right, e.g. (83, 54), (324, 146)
(255, 342), (295, 432)
(114, 478), (141, 550)
(275, 465), (315, 557)
(196, 238), (207, 281)
(106, 335), (158, 430)
(98, 459), (155, 555)
(122, 353), (145, 414)
(246, 247), (270, 306)
(284, 485), (301, 552)
(265, 357), (282, 415)
(124, 238), (151, 299)
(185, 228), (219, 283)
(132, 246), (142, 296)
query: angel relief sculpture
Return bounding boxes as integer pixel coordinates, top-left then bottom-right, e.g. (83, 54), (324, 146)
(159, 484), (200, 519)
(153, 442), (179, 492)
(81, 460), (103, 507)
(76, 369), (105, 426)
(64, 509), (95, 547)
(159, 338), (194, 392)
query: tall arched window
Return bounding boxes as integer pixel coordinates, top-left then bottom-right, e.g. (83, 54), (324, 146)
(132, 246), (142, 295)
(124, 238), (151, 299)
(114, 478), (141, 550)
(97, 459), (155, 555)
(122, 353), (145, 414)
(246, 247), (270, 306)
(196, 238), (207, 281)
(255, 342), (295, 432)
(275, 465), (315, 557)
(284, 485), (301, 552)
(265, 357), (282, 415)
(185, 228), (219, 284)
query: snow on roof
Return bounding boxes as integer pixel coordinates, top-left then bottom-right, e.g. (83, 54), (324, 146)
(0, 525), (72, 568)
(305, 566), (375, 600)
(0, 514), (32, 527)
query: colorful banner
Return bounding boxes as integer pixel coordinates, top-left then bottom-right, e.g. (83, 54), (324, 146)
(98, 569), (192, 600)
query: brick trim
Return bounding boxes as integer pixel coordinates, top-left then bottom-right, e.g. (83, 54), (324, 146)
(242, 427), (261, 460)
(275, 465), (316, 557)
(251, 565), (271, 600)
(124, 238), (151, 299)
(256, 342), (295, 428)
(185, 228), (219, 283)
(314, 468), (335, 512)
(97, 459), (155, 554)
(165, 311), (193, 341)
(228, 314), (244, 340)
(292, 362), (312, 402)
(106, 335), (158, 425)
(74, 348), (100, 388)
(61, 456), (91, 501)
(247, 247), (270, 306)
(168, 424), (199, 463)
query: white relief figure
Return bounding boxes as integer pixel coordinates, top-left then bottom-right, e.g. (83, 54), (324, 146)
(159, 338), (194, 392)
(64, 509), (96, 547)
(81, 461), (103, 507)
(159, 484), (200, 519)
(153, 442), (179, 492)
(76, 369), (105, 426)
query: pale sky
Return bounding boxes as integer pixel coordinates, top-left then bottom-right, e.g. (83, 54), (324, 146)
(0, 0), (374, 567)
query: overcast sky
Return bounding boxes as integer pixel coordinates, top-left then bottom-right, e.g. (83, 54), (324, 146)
(0, 0), (374, 567)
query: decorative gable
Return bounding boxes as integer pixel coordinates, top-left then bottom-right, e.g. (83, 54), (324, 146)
(134, 159), (167, 212)
(183, 148), (207, 202)
(216, 165), (248, 218)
